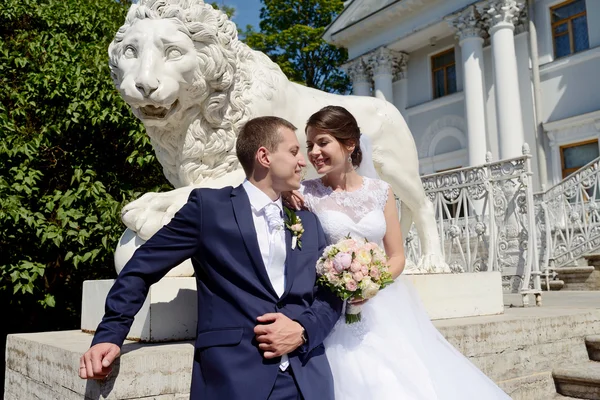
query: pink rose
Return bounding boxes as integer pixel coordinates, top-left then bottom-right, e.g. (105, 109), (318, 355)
(343, 239), (358, 251)
(350, 261), (362, 273)
(323, 259), (334, 273)
(333, 252), (352, 272)
(352, 271), (364, 281)
(370, 268), (381, 279)
(345, 279), (358, 291)
(361, 265), (369, 275)
(291, 223), (303, 232)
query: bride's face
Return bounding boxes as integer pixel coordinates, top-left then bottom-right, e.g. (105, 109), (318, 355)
(306, 127), (353, 175)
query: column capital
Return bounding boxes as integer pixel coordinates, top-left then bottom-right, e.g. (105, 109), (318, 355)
(447, 5), (486, 43)
(366, 47), (409, 81)
(483, 0), (526, 30)
(342, 57), (370, 85)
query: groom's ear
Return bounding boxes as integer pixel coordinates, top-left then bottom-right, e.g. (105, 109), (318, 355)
(256, 146), (271, 169)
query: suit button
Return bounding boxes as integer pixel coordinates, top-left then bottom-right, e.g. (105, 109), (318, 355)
(276, 302), (283, 309)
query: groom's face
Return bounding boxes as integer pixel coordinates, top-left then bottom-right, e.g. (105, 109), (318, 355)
(268, 127), (306, 192)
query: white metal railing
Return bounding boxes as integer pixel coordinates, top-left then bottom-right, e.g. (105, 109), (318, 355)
(534, 156), (600, 288)
(405, 144), (542, 300)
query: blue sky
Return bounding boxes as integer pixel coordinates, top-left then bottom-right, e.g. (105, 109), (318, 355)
(214, 0), (262, 30)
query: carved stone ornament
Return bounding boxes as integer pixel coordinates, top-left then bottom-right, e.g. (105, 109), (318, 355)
(367, 47), (407, 79)
(484, 0), (526, 29)
(447, 5), (487, 42)
(343, 58), (371, 85)
(344, 47), (409, 83)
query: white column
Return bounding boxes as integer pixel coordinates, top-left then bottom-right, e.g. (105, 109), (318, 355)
(486, 0), (526, 159)
(368, 47), (397, 102)
(393, 55), (409, 115)
(449, 6), (488, 166)
(344, 58), (371, 96)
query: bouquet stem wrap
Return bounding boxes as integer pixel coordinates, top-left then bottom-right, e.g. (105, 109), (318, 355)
(345, 303), (362, 324)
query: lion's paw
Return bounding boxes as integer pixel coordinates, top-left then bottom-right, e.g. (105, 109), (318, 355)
(416, 254), (453, 274)
(402, 258), (430, 275)
(121, 188), (192, 240)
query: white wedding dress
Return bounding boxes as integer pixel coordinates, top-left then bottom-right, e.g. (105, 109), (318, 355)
(301, 177), (511, 400)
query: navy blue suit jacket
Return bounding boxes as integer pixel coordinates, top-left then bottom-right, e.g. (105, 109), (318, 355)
(92, 185), (343, 399)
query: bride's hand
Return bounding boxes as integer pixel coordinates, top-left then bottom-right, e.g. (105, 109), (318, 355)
(349, 296), (369, 306)
(282, 190), (306, 210)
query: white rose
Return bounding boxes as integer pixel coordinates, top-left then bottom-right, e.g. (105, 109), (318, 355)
(342, 272), (354, 283)
(359, 279), (380, 299)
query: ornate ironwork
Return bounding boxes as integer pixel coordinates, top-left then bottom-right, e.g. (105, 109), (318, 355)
(535, 157), (600, 288)
(406, 144), (541, 298)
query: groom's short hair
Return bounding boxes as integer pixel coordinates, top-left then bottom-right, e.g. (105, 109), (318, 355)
(237, 116), (297, 175)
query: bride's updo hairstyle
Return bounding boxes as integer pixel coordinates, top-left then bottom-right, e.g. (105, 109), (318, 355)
(306, 105), (363, 167)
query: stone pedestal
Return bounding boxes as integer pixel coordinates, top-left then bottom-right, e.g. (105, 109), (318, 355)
(407, 271), (504, 319)
(81, 277), (197, 342)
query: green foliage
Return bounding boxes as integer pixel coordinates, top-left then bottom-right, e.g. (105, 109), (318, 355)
(0, 0), (169, 337)
(244, 0), (350, 94)
(210, 2), (236, 19)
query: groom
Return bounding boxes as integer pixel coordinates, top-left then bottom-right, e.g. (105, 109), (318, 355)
(79, 116), (342, 399)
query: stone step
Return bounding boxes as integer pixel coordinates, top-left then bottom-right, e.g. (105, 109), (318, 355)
(587, 336), (600, 362)
(553, 361), (600, 399)
(555, 266), (598, 291)
(542, 279), (565, 291)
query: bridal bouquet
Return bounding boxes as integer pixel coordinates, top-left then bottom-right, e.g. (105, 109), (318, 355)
(316, 237), (394, 324)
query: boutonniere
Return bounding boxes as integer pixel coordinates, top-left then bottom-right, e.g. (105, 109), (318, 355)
(284, 206), (304, 250)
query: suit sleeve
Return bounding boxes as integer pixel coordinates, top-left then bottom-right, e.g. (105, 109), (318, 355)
(91, 189), (203, 347)
(294, 215), (343, 353)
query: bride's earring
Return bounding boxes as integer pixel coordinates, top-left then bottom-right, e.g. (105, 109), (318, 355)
(347, 155), (352, 164)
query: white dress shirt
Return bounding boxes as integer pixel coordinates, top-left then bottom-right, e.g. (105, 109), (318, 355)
(242, 180), (289, 370)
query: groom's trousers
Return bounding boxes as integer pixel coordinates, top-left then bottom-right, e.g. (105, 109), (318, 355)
(268, 368), (303, 400)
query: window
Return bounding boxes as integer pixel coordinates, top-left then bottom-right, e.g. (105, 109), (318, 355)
(560, 139), (599, 178)
(431, 49), (457, 99)
(551, 0), (589, 59)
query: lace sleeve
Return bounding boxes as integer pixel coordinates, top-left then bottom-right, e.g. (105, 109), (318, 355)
(299, 179), (318, 212)
(368, 178), (391, 211)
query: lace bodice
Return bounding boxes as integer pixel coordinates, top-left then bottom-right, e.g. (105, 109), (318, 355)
(301, 177), (390, 246)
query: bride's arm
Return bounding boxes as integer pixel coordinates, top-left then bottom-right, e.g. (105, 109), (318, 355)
(383, 187), (406, 279)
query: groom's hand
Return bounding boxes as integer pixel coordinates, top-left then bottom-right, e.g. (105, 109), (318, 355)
(254, 313), (304, 358)
(79, 343), (120, 380)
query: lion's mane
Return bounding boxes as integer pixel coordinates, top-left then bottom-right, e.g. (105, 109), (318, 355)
(108, 0), (284, 187)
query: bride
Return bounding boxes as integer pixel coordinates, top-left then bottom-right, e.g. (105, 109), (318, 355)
(285, 106), (511, 400)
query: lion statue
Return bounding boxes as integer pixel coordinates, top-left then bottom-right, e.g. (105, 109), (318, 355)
(110, 0), (449, 276)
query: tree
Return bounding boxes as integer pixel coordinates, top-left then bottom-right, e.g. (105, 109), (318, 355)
(0, 0), (169, 359)
(210, 2), (236, 19)
(244, 0), (350, 94)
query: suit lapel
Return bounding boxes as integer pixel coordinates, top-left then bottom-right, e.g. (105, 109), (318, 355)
(281, 210), (298, 298)
(231, 185), (278, 299)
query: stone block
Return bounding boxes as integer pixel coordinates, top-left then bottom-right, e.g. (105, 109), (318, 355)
(81, 278), (197, 342)
(4, 331), (193, 400)
(498, 372), (557, 400)
(553, 361), (600, 399)
(407, 271), (504, 320)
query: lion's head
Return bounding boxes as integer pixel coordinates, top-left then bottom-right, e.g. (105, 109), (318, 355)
(108, 0), (281, 187)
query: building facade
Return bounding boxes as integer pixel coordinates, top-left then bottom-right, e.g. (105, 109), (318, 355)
(324, 0), (600, 189)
